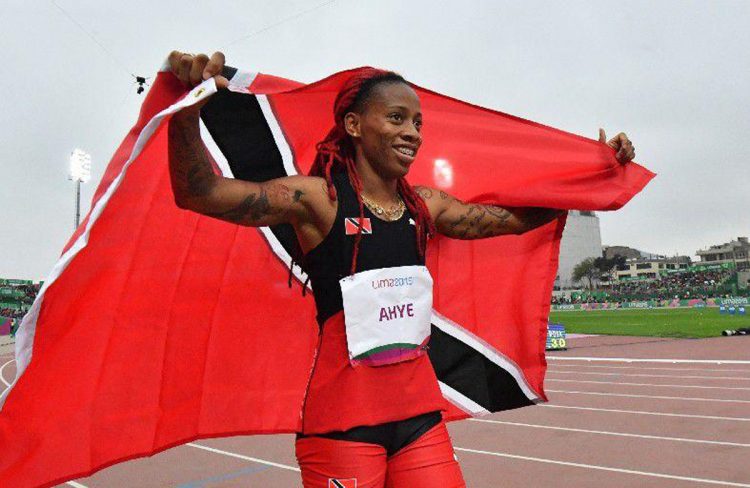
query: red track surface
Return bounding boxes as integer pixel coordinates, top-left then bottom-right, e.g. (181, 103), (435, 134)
(3, 334), (750, 487)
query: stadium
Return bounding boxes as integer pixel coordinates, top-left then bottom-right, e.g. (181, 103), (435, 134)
(2, 2), (750, 488)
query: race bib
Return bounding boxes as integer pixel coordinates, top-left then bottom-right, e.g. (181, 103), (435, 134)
(339, 265), (432, 367)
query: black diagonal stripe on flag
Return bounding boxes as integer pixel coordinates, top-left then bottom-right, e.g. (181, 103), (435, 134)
(200, 76), (302, 263)
(428, 326), (533, 412)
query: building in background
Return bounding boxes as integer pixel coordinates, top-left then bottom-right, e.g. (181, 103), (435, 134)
(556, 211), (602, 289)
(615, 255), (692, 281)
(696, 237), (749, 271)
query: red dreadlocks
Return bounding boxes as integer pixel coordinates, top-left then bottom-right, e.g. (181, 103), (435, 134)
(308, 68), (436, 275)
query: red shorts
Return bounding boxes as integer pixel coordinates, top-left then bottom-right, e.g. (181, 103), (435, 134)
(295, 421), (466, 488)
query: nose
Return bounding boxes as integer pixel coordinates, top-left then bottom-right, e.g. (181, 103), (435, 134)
(401, 123), (422, 146)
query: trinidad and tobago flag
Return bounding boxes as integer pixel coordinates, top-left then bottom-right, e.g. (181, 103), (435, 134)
(0, 64), (654, 487)
(344, 217), (372, 235)
(329, 478), (357, 488)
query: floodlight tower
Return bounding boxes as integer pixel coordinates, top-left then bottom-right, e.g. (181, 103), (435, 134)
(69, 148), (91, 229)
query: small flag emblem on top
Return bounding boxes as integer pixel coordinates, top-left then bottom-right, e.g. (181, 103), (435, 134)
(345, 218), (372, 235)
(328, 478), (357, 488)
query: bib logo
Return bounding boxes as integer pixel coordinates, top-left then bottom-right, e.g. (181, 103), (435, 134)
(379, 303), (415, 322)
(328, 478), (357, 488)
(371, 276), (415, 289)
(345, 218), (372, 235)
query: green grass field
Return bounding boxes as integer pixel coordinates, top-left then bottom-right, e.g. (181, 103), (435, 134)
(548, 307), (750, 338)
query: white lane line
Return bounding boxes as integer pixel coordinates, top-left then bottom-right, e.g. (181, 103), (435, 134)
(548, 389), (750, 404)
(468, 419), (750, 448)
(548, 364), (750, 373)
(546, 378), (750, 391)
(547, 357), (750, 365)
(548, 370), (750, 381)
(187, 443), (300, 472)
(66, 482), (89, 488)
(454, 447), (750, 487)
(541, 404), (750, 422)
(0, 359), (14, 395)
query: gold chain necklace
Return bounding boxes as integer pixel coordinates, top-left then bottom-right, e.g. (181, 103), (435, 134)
(361, 193), (406, 221)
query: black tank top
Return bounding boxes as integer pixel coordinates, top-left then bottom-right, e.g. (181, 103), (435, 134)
(303, 172), (423, 326)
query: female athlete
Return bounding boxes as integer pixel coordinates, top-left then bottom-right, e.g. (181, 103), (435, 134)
(167, 50), (635, 488)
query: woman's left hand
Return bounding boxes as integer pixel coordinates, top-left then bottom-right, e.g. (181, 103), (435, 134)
(599, 128), (635, 164)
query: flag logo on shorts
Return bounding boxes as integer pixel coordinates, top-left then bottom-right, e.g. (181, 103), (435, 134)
(345, 217), (372, 235)
(328, 478), (357, 488)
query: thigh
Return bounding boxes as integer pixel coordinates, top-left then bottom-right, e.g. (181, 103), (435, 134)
(296, 435), (388, 488)
(385, 422), (466, 488)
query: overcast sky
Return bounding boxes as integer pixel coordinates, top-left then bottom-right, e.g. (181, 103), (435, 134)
(1, 0), (748, 280)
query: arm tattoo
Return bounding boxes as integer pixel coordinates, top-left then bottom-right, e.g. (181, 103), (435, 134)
(416, 185), (562, 240)
(443, 201), (515, 240)
(415, 186), (433, 200)
(169, 115), (218, 201)
(442, 203), (561, 240)
(206, 183), (290, 224)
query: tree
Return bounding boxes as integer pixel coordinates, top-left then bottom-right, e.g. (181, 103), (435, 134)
(573, 257), (598, 290)
(593, 254), (628, 282)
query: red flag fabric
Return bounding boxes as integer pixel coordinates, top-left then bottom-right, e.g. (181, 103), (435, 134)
(0, 66), (654, 488)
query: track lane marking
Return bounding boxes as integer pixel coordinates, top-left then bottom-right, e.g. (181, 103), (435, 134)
(66, 482), (88, 488)
(0, 359), (14, 396)
(468, 419), (750, 447)
(547, 378), (750, 391)
(548, 389), (750, 403)
(548, 364), (750, 373)
(547, 357), (750, 365)
(454, 447), (750, 487)
(186, 443), (300, 472)
(548, 370), (750, 381)
(541, 404), (750, 421)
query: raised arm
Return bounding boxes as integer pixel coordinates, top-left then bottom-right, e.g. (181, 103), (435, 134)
(414, 186), (564, 239)
(166, 49), (328, 228)
(169, 110), (325, 227)
(414, 129), (636, 239)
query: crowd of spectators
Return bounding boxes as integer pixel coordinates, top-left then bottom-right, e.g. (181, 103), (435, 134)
(0, 307), (26, 319)
(0, 283), (40, 320)
(554, 269), (741, 304)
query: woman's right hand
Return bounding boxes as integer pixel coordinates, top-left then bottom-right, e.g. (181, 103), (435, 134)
(167, 51), (229, 90)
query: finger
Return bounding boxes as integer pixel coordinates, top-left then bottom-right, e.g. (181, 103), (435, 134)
(178, 53), (193, 86)
(213, 75), (230, 90)
(168, 50), (184, 74)
(616, 146), (627, 163)
(189, 54), (210, 86)
(598, 128), (606, 143)
(204, 51), (226, 80)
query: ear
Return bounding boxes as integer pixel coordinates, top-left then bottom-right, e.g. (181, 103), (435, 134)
(344, 112), (361, 138)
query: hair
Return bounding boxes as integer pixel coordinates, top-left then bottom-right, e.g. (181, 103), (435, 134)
(308, 68), (436, 275)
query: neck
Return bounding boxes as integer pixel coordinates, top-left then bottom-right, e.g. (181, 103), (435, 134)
(354, 153), (399, 202)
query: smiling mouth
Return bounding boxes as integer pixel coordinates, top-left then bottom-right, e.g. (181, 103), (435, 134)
(393, 146), (417, 163)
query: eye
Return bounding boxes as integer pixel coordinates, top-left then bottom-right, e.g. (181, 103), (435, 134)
(388, 113), (403, 122)
(414, 119), (423, 131)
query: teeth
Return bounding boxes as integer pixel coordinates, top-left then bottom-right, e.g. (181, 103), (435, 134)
(396, 147), (415, 157)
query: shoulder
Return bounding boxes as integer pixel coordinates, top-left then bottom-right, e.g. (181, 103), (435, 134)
(413, 185), (453, 202)
(412, 185), (454, 218)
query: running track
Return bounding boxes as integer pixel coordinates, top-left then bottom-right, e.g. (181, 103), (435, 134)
(2, 334), (749, 487)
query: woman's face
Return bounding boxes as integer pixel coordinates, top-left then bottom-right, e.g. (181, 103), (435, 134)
(346, 82), (423, 179)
